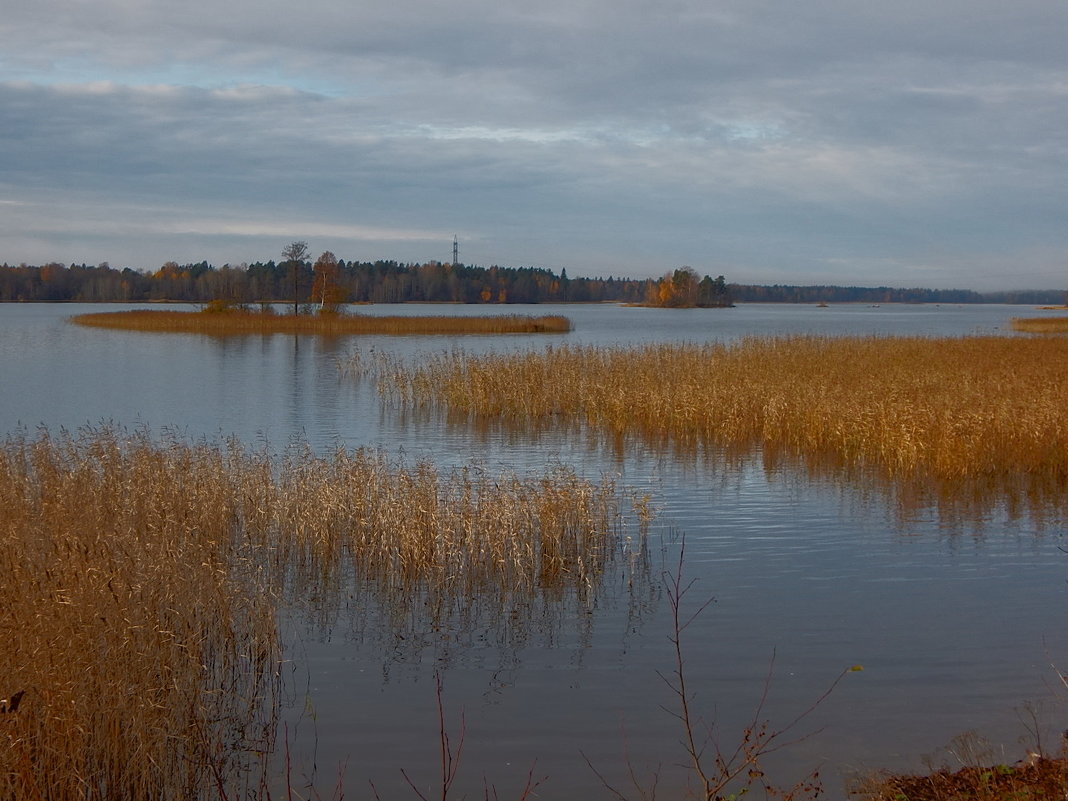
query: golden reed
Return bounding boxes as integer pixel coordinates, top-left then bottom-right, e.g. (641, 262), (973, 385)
(70, 308), (572, 336)
(1011, 316), (1068, 333)
(373, 335), (1068, 484)
(0, 427), (634, 799)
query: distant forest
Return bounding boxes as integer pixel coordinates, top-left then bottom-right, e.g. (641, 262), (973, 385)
(729, 283), (1065, 305)
(0, 259), (1061, 306)
(0, 260), (733, 306)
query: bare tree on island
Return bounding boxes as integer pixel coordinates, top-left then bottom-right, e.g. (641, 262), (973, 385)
(281, 240), (309, 315)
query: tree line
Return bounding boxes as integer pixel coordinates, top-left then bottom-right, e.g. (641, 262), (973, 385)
(0, 257), (1059, 306)
(728, 283), (1065, 305)
(0, 256), (733, 307)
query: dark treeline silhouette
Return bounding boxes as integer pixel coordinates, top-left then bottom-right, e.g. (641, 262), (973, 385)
(728, 283), (1066, 305)
(0, 260), (1060, 306)
(0, 259), (726, 305)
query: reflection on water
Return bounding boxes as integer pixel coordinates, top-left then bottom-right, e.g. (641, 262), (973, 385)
(286, 543), (658, 684)
(4, 303), (1068, 796)
(3, 424), (658, 798)
(373, 394), (1068, 533)
(760, 446), (1068, 532)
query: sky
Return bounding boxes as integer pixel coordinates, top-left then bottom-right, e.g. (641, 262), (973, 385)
(2, 0), (1067, 291)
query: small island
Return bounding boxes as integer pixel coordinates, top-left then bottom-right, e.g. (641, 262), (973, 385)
(70, 306), (572, 336)
(636, 267), (734, 307)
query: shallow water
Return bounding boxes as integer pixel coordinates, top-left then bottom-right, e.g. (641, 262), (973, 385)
(4, 301), (1067, 798)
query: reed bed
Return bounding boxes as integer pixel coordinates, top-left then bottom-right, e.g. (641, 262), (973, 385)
(1, 427), (637, 799)
(0, 429), (281, 801)
(372, 335), (1068, 486)
(70, 308), (572, 336)
(1010, 315), (1068, 333)
(272, 444), (630, 604)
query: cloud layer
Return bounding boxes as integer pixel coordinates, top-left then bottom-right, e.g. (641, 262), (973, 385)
(2, 0), (1067, 289)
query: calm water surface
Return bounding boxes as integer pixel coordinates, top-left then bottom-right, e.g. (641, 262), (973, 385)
(3, 302), (1067, 798)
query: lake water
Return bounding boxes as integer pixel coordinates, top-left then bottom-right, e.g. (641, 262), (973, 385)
(4, 302), (1067, 799)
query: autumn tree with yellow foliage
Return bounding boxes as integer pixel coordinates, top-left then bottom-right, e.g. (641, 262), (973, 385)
(311, 250), (346, 312)
(645, 267), (732, 308)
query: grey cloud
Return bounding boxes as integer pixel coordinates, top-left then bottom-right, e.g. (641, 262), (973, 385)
(1, 0), (1067, 287)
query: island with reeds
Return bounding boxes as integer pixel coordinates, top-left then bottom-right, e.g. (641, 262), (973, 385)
(69, 306), (572, 335)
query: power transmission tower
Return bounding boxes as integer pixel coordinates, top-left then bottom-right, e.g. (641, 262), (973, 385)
(452, 235), (458, 266)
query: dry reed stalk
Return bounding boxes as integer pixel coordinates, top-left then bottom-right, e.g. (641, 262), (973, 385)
(1011, 316), (1068, 333)
(1, 427), (640, 798)
(0, 428), (281, 801)
(69, 309), (572, 336)
(372, 336), (1068, 487)
(283, 448), (626, 601)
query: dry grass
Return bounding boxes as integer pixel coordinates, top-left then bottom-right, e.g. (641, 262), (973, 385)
(0, 427), (638, 800)
(0, 429), (281, 800)
(69, 308), (572, 336)
(275, 444), (632, 605)
(852, 732), (1068, 801)
(854, 756), (1068, 801)
(1010, 316), (1068, 333)
(372, 335), (1068, 486)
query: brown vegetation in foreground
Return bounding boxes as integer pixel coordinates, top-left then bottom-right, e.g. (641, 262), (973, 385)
(0, 428), (634, 800)
(855, 756), (1068, 800)
(1011, 316), (1068, 333)
(373, 335), (1068, 485)
(69, 308), (572, 335)
(853, 732), (1068, 801)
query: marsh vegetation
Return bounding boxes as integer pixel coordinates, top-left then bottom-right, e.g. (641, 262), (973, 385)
(363, 332), (1068, 797)
(1011, 315), (1068, 333)
(69, 308), (572, 336)
(0, 427), (640, 799)
(372, 335), (1068, 490)
(9, 303), (1068, 799)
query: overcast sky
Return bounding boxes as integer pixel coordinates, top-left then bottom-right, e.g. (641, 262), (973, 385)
(2, 0), (1067, 290)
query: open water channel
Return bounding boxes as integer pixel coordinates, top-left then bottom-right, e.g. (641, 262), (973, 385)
(3, 301), (1067, 798)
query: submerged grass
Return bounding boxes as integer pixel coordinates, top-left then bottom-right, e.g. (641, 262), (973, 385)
(0, 427), (636, 800)
(372, 335), (1068, 487)
(69, 308), (572, 336)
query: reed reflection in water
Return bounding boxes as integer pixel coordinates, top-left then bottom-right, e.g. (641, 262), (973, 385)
(364, 336), (1068, 527)
(6, 303), (1068, 797)
(0, 426), (649, 800)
